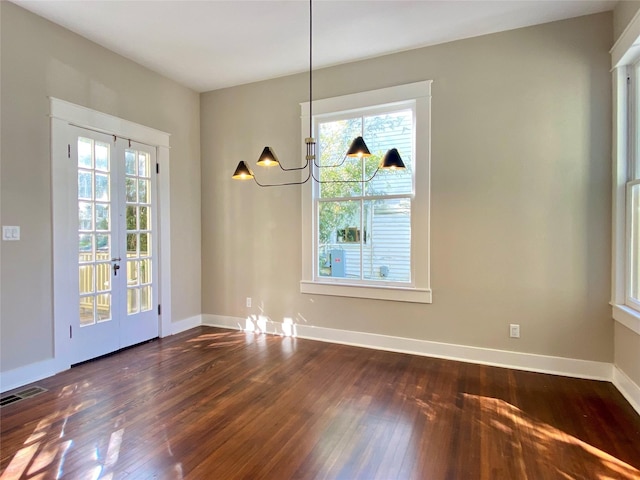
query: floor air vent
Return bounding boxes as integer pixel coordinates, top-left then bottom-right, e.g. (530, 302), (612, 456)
(0, 386), (47, 408)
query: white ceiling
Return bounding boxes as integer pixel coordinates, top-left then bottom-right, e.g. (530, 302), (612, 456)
(13, 0), (616, 93)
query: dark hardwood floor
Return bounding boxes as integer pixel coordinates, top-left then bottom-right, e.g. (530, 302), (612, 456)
(1, 326), (639, 479)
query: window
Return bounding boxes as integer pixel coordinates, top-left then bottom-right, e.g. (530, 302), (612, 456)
(624, 62), (640, 313)
(300, 81), (432, 303)
(612, 25), (640, 334)
(628, 63), (640, 311)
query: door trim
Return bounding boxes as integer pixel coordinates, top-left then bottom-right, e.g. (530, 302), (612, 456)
(50, 97), (172, 372)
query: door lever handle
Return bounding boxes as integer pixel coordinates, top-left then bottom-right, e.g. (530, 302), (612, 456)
(113, 263), (121, 276)
(111, 257), (122, 262)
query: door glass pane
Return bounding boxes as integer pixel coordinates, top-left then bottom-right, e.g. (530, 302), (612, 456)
(95, 142), (110, 171)
(95, 174), (109, 201)
(138, 152), (150, 178)
(139, 206), (149, 230)
(79, 202), (93, 231)
(79, 265), (94, 294)
(96, 293), (112, 322)
(126, 178), (137, 202)
(127, 289), (139, 315)
(127, 234), (137, 257)
(139, 233), (150, 257)
(95, 205), (110, 231)
(96, 263), (111, 292)
(125, 150), (136, 175)
(78, 138), (93, 168)
(79, 234), (93, 263)
(127, 206), (137, 230)
(78, 172), (93, 200)
(140, 259), (151, 284)
(96, 234), (110, 259)
(80, 297), (95, 326)
(140, 286), (151, 312)
(138, 179), (149, 204)
(127, 260), (139, 286)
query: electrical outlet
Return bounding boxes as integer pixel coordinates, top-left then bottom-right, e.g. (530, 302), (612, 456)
(246, 297), (252, 308)
(510, 324), (520, 338)
(2, 226), (20, 241)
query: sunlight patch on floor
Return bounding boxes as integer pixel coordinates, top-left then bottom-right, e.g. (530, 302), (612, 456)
(0, 378), (131, 480)
(466, 393), (640, 479)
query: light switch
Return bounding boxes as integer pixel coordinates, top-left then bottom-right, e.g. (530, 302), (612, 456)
(2, 226), (20, 241)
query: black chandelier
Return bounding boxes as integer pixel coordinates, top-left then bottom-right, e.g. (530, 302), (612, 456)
(231, 0), (405, 187)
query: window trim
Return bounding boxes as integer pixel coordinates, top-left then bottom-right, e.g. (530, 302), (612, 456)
(300, 81), (432, 303)
(611, 10), (640, 334)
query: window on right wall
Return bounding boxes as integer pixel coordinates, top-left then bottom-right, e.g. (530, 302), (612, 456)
(626, 61), (640, 312)
(300, 81), (432, 303)
(611, 19), (640, 335)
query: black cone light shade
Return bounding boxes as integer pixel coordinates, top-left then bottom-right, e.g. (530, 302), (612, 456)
(256, 147), (279, 167)
(345, 136), (372, 158)
(380, 148), (405, 170)
(232, 161), (254, 179)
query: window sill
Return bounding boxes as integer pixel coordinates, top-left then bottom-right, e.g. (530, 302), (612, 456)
(300, 280), (432, 303)
(612, 304), (640, 335)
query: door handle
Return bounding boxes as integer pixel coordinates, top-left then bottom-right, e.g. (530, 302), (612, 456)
(111, 257), (121, 262)
(113, 263), (121, 276)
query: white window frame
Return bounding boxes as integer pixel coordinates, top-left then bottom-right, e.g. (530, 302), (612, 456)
(300, 81), (432, 303)
(611, 13), (640, 335)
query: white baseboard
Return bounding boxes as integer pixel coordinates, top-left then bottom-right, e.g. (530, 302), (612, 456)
(4, 314), (637, 417)
(613, 366), (640, 415)
(202, 314), (613, 381)
(202, 314), (246, 331)
(0, 358), (62, 394)
(170, 314), (203, 335)
(1, 315), (202, 394)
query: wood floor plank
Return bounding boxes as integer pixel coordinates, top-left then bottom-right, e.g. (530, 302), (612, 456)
(1, 326), (639, 479)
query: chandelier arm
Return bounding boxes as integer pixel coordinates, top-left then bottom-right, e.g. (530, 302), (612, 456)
(253, 166), (312, 187)
(313, 154), (348, 169)
(311, 167), (381, 184)
(277, 157), (311, 172)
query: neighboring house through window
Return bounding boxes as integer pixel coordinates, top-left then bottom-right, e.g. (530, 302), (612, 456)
(300, 81), (432, 303)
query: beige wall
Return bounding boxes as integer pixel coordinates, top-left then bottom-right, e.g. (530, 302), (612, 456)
(202, 12), (613, 362)
(0, 2), (201, 372)
(614, 1), (640, 40)
(615, 322), (640, 385)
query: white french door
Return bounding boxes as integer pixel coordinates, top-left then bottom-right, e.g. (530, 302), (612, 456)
(71, 127), (158, 364)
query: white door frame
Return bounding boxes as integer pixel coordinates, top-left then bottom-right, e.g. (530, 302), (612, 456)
(50, 97), (172, 371)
